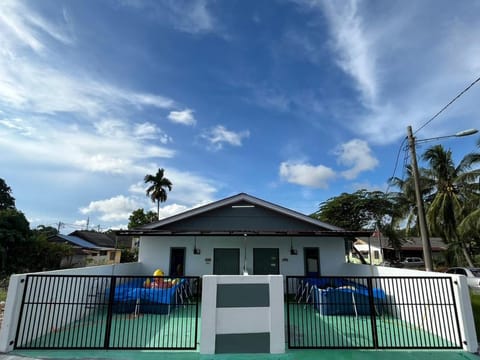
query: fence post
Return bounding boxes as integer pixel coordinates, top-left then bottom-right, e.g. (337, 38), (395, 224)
(103, 276), (116, 349)
(367, 277), (378, 348)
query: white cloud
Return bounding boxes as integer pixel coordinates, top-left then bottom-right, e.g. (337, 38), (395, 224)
(202, 125), (250, 150)
(0, 117), (175, 175)
(168, 109), (196, 125)
(336, 139), (379, 179)
(134, 122), (172, 143)
(128, 182), (147, 195)
(320, 0), (377, 104)
(0, 0), (73, 53)
(157, 203), (189, 219)
(279, 161), (336, 188)
(0, 2), (175, 119)
(80, 195), (141, 222)
(119, 0), (216, 34)
(168, 0), (215, 34)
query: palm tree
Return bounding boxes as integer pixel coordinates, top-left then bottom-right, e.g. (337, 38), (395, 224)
(422, 144), (480, 266)
(389, 165), (435, 237)
(144, 168), (173, 220)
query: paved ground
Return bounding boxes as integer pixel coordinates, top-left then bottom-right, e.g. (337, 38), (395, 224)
(2, 349), (479, 360)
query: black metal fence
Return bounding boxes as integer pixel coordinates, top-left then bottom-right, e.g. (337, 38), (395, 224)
(15, 275), (200, 350)
(286, 276), (462, 349)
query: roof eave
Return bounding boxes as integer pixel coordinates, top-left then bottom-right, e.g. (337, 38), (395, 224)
(116, 229), (371, 237)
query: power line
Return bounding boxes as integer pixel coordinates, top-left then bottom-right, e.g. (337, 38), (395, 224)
(385, 137), (407, 194)
(414, 75), (480, 135)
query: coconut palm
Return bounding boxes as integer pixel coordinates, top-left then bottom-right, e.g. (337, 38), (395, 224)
(144, 168), (173, 220)
(422, 144), (480, 266)
(389, 165), (435, 237)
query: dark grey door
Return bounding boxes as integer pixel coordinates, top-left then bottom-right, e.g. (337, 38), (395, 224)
(253, 248), (279, 274)
(213, 248), (240, 274)
(169, 247), (185, 276)
(304, 247), (320, 277)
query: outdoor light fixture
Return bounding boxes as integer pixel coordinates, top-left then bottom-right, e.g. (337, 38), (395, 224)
(406, 126), (478, 271)
(290, 237), (298, 255)
(193, 236), (201, 255)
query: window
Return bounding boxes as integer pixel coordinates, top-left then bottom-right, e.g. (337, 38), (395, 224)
(109, 252), (116, 261)
(374, 251), (380, 260)
(100, 251), (107, 256)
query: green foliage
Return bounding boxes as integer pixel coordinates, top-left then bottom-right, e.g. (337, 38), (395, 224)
(311, 189), (401, 231)
(120, 247), (138, 263)
(0, 208), (30, 273)
(0, 178), (15, 210)
(128, 208), (158, 229)
(421, 144), (480, 266)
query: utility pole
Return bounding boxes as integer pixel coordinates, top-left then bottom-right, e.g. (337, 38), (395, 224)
(57, 221), (64, 233)
(407, 126), (433, 271)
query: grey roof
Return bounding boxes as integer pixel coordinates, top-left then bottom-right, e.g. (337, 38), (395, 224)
(69, 230), (115, 247)
(139, 192), (343, 231)
(51, 234), (114, 250)
(117, 193), (371, 237)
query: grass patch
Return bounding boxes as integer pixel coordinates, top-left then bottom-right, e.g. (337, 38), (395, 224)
(0, 288), (7, 302)
(470, 292), (480, 341)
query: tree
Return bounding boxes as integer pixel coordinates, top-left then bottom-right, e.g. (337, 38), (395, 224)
(144, 168), (172, 219)
(0, 178), (15, 210)
(422, 144), (480, 266)
(311, 189), (401, 232)
(0, 208), (30, 273)
(389, 165), (436, 237)
(128, 208), (158, 229)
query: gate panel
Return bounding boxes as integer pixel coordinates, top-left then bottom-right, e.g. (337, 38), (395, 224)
(286, 276), (462, 349)
(15, 275), (199, 350)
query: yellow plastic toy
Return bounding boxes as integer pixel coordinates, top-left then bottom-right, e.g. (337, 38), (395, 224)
(153, 269), (164, 276)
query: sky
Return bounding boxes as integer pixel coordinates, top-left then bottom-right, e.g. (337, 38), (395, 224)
(1, 0), (480, 233)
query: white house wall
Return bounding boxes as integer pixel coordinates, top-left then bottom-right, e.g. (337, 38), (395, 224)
(138, 235), (345, 276)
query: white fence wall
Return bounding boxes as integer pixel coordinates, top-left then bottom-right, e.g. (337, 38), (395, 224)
(200, 275), (284, 354)
(0, 262), (144, 353)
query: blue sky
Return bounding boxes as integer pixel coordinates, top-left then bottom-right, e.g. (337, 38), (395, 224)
(1, 0), (479, 232)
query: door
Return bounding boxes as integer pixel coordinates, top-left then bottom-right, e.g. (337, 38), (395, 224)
(213, 248), (240, 275)
(304, 248), (320, 277)
(169, 247), (185, 276)
(253, 248), (279, 275)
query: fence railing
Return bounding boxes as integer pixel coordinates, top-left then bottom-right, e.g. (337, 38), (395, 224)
(14, 275), (200, 350)
(286, 276), (462, 349)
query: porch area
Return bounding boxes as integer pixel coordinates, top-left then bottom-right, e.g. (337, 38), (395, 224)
(1, 262), (477, 354)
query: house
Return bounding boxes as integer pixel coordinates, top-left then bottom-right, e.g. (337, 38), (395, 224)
(351, 238), (384, 265)
(121, 193), (371, 277)
(49, 231), (121, 268)
(0, 193), (477, 355)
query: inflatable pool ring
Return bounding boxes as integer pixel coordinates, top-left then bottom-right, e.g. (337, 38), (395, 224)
(151, 269), (173, 288)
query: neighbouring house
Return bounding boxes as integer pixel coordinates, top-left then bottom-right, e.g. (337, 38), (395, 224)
(351, 238), (384, 265)
(120, 193), (371, 277)
(351, 234), (448, 265)
(393, 236), (448, 262)
(49, 231), (121, 268)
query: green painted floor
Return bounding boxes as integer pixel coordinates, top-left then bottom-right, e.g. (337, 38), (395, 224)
(11, 349), (480, 360)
